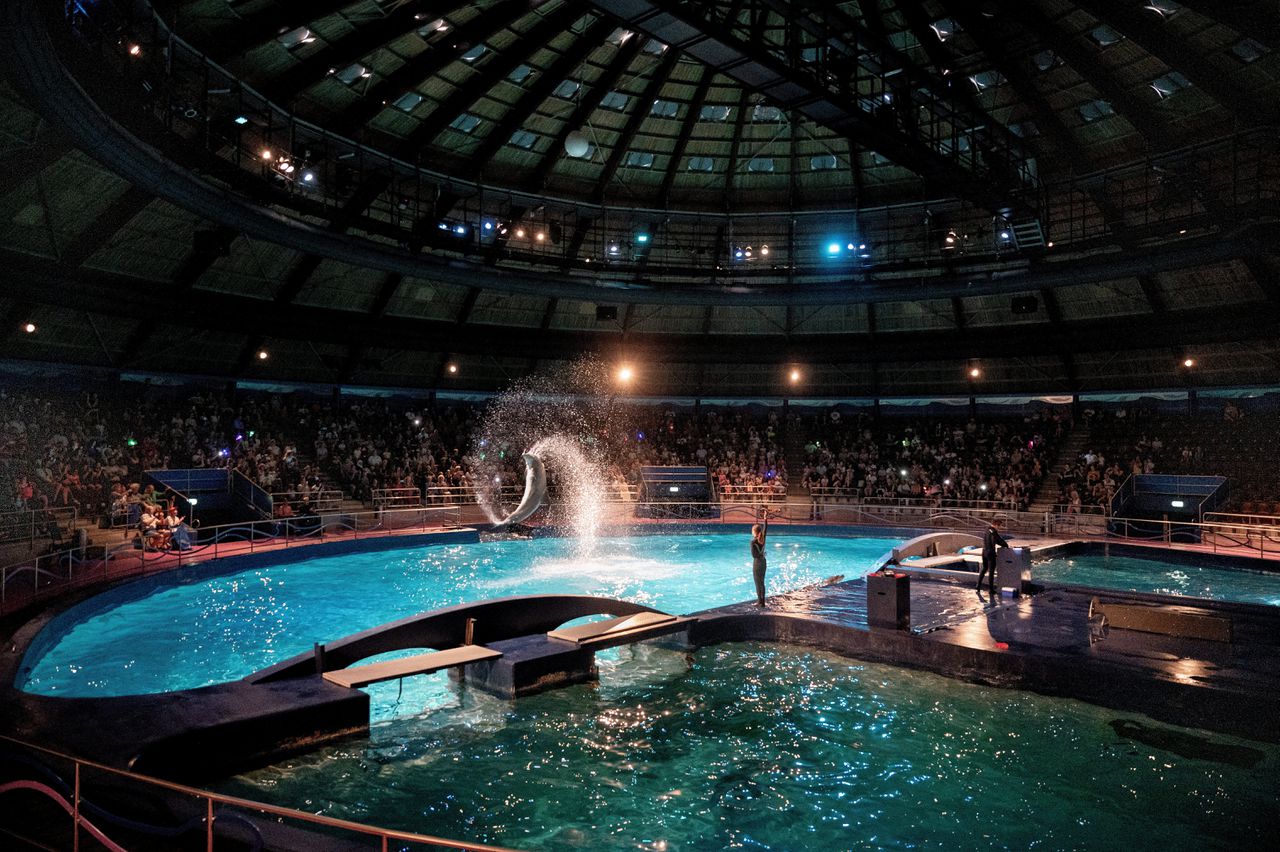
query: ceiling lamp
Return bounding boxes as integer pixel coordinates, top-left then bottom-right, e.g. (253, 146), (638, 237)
(564, 130), (591, 158)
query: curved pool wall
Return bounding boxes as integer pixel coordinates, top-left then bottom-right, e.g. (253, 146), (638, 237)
(16, 524), (919, 698)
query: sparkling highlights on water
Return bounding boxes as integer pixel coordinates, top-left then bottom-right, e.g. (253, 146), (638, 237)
(217, 643), (1280, 851)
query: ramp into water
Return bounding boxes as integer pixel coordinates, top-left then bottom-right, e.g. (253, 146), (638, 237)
(322, 645), (503, 689)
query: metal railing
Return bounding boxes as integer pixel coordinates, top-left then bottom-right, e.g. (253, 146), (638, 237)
(0, 503), (463, 612)
(805, 490), (1024, 511)
(372, 486), (422, 509)
(269, 489), (344, 513)
(0, 505), (77, 548)
(716, 485), (788, 503)
(0, 733), (518, 852)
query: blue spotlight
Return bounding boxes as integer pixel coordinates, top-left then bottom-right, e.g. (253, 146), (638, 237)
(826, 242), (842, 255)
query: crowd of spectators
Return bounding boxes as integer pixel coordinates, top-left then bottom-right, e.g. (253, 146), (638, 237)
(794, 411), (1065, 510)
(6, 381), (1280, 545)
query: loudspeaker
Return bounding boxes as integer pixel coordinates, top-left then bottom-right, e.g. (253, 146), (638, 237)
(596, 305), (618, 322)
(1011, 295), (1038, 314)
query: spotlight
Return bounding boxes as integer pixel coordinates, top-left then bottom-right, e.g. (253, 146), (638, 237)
(761, 245), (770, 256)
(734, 247), (745, 260)
(969, 366), (981, 378)
(847, 242), (856, 251)
(900, 469), (908, 477)
(826, 242), (841, 255)
(413, 418), (421, 426)
(1000, 230), (1011, 240)
(515, 228), (526, 238)
(257, 349), (269, 360)
(482, 220), (494, 231)
(608, 243), (621, 255)
(128, 44), (141, 57)
(617, 365), (634, 382)
(789, 368), (801, 383)
(979, 483), (988, 491)
(302, 171), (316, 183)
(535, 231), (546, 242)
(944, 231), (957, 245)
(447, 363), (458, 374)
(943, 478), (951, 486)
(454, 224), (468, 235)
(1183, 357), (1195, 368)
(233, 115), (249, 125)
(635, 232), (650, 243)
(260, 149), (273, 160)
(22, 322), (36, 334)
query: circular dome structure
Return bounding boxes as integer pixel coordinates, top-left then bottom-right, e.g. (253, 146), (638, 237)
(0, 0), (1278, 394)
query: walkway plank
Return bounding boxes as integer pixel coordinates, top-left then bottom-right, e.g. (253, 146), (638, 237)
(548, 611), (689, 648)
(323, 645), (502, 689)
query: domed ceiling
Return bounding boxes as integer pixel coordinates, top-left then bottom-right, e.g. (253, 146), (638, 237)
(0, 0), (1278, 394)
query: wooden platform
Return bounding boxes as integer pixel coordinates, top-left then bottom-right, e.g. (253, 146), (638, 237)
(548, 611), (691, 649)
(322, 645), (502, 689)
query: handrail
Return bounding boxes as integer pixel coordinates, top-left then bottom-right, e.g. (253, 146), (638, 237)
(805, 490), (1023, 511)
(0, 732), (519, 852)
(0, 505), (78, 547)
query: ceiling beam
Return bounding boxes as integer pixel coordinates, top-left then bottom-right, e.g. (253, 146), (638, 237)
(592, 49), (680, 203)
(998, 0), (1171, 143)
(461, 16), (618, 180)
(1073, 0), (1278, 126)
(328, 1), (525, 137)
(411, 3), (587, 152)
(525, 35), (647, 191)
(58, 185), (152, 268)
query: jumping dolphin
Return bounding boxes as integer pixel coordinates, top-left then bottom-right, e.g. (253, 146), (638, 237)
(492, 452), (547, 529)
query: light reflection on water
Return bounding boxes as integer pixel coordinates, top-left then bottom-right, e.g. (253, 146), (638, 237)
(219, 642), (1280, 851)
(20, 534), (898, 697)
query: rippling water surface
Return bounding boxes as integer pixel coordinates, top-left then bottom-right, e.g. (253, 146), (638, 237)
(1033, 553), (1280, 606)
(20, 533), (897, 697)
(218, 642), (1279, 851)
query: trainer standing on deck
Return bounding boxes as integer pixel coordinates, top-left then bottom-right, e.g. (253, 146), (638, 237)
(751, 510), (770, 607)
(977, 517), (1009, 595)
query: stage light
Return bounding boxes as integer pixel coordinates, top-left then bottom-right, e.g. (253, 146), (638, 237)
(1000, 230), (1011, 240)
(943, 478), (951, 486)
(847, 242), (856, 251)
(22, 322), (36, 333)
(789, 368), (801, 383)
(128, 44), (141, 57)
(454, 224), (468, 235)
(734, 248), (745, 260)
(900, 469), (908, 477)
(945, 231), (957, 245)
(260, 149), (273, 160)
(447, 363), (458, 374)
(535, 231), (545, 242)
(515, 228), (526, 238)
(969, 366), (982, 378)
(761, 245), (770, 256)
(257, 349), (269, 360)
(413, 418), (421, 426)
(302, 171), (315, 183)
(233, 115), (249, 125)
(1183, 358), (1195, 368)
(635, 232), (650, 243)
(617, 365), (634, 382)
(609, 243), (621, 255)
(979, 483), (988, 491)
(482, 220), (494, 231)
(826, 242), (841, 255)
(858, 243), (866, 250)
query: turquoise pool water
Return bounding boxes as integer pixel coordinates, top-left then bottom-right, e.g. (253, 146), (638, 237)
(217, 642), (1279, 851)
(20, 533), (899, 698)
(1033, 552), (1280, 607)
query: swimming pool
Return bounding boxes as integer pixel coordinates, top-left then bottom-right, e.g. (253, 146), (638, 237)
(1033, 551), (1280, 607)
(216, 641), (1279, 851)
(19, 532), (899, 697)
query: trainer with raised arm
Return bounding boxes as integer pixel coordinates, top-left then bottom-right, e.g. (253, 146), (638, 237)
(977, 517), (1009, 595)
(751, 510), (770, 607)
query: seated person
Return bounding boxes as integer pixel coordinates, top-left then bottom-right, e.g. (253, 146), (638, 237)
(165, 505), (192, 550)
(138, 506), (167, 550)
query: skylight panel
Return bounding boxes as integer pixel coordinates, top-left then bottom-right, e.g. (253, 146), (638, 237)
(688, 156), (715, 171)
(651, 99), (680, 118)
(509, 129), (538, 149)
(1078, 99), (1115, 122)
(1089, 25), (1123, 47)
(699, 105), (731, 122)
(624, 151), (654, 168)
(810, 154), (839, 171)
(392, 92), (424, 113)
(449, 112), (482, 132)
(600, 91), (630, 111)
(1150, 70), (1192, 98)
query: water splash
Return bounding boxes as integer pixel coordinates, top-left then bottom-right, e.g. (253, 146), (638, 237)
(469, 358), (617, 555)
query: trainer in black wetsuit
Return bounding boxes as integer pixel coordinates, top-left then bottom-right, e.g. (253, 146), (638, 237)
(751, 513), (769, 606)
(977, 518), (1009, 594)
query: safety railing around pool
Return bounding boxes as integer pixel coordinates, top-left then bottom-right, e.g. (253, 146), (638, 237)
(0, 733), (519, 852)
(0, 505), (77, 548)
(269, 489), (344, 513)
(0, 503), (462, 611)
(5, 500), (1279, 613)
